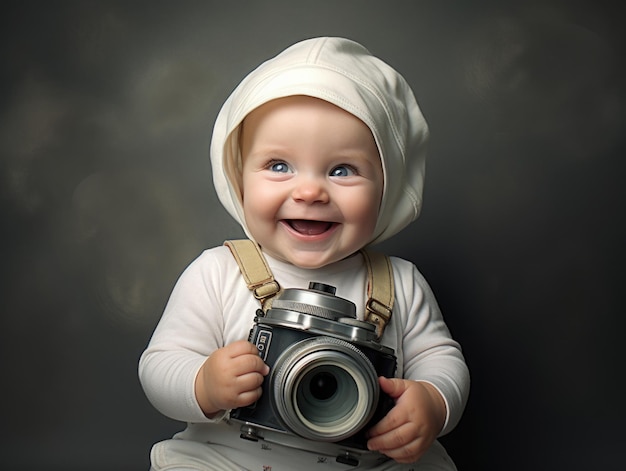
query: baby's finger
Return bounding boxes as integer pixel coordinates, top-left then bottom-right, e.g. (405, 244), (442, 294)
(232, 385), (265, 408)
(378, 437), (424, 464)
(228, 353), (267, 378)
(235, 370), (267, 392)
(368, 423), (426, 464)
(366, 405), (406, 439)
(227, 339), (263, 357)
(378, 376), (408, 399)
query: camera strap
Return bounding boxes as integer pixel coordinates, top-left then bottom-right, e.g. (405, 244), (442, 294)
(224, 239), (282, 311)
(361, 249), (394, 340)
(224, 239), (394, 339)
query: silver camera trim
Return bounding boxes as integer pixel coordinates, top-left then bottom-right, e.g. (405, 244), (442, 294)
(261, 308), (382, 344)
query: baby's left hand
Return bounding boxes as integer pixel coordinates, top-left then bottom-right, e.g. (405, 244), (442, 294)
(366, 377), (446, 464)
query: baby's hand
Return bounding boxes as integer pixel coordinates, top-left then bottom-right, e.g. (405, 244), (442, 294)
(195, 340), (269, 417)
(366, 377), (446, 464)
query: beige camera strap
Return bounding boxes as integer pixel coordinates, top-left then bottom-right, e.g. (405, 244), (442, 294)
(360, 249), (394, 339)
(224, 239), (282, 311)
(224, 239), (394, 339)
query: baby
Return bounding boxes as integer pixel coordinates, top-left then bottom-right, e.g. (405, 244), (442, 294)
(139, 37), (469, 471)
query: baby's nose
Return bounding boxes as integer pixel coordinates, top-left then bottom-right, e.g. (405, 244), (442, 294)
(291, 176), (329, 204)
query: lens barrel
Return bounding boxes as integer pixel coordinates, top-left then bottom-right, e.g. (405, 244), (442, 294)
(271, 336), (379, 442)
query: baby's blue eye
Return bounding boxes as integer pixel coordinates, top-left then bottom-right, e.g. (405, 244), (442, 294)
(269, 161), (290, 173)
(330, 165), (355, 177)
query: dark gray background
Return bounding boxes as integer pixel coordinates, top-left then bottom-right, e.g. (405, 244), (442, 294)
(1, 1), (624, 469)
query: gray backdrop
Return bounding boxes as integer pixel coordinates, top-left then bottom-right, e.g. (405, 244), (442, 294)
(1, 1), (624, 469)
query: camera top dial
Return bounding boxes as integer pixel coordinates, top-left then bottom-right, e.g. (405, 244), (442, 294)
(262, 282), (382, 344)
(271, 282), (356, 320)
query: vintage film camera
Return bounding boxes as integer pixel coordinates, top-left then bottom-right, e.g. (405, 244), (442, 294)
(231, 282), (397, 459)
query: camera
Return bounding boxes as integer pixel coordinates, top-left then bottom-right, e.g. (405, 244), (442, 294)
(231, 282), (397, 456)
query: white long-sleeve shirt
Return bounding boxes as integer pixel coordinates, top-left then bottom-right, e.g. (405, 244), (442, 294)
(138, 245), (469, 469)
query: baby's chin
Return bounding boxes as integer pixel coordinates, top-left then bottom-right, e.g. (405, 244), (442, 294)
(274, 252), (334, 270)
(271, 247), (360, 270)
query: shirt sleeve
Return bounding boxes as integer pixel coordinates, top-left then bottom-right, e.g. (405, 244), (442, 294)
(391, 257), (470, 436)
(138, 249), (229, 423)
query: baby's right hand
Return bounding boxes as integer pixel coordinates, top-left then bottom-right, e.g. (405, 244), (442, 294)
(195, 340), (269, 417)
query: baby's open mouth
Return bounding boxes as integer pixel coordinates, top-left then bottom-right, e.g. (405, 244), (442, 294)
(285, 219), (335, 236)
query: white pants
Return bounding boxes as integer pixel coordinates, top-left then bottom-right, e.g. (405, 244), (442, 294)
(148, 435), (457, 471)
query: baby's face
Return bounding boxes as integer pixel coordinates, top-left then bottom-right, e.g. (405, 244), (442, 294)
(240, 95), (383, 269)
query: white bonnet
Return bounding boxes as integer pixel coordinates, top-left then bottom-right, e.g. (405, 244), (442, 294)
(210, 36), (429, 245)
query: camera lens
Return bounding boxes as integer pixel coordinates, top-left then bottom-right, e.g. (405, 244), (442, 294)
(309, 372), (337, 400)
(296, 364), (359, 426)
(271, 337), (379, 442)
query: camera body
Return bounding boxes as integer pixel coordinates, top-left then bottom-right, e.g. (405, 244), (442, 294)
(231, 282), (397, 453)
